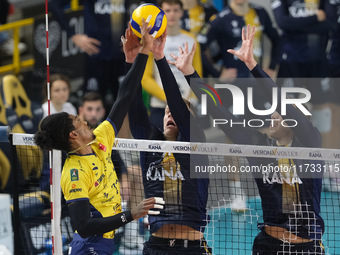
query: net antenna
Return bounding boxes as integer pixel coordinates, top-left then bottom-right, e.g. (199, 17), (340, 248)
(45, 0), (63, 253)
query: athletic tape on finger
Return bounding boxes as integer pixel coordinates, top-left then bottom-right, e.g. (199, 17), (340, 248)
(154, 197), (165, 204)
(146, 15), (152, 23)
(154, 204), (164, 209)
(148, 210), (160, 215)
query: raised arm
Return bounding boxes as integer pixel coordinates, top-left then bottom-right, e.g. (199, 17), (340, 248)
(122, 26), (153, 139)
(168, 43), (253, 145)
(152, 31), (197, 141)
(228, 25), (321, 147)
(107, 22), (152, 136)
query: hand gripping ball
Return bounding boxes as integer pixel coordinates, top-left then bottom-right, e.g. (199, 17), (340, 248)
(130, 4), (167, 38)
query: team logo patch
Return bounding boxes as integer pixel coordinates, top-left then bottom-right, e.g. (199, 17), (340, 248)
(70, 169), (79, 181)
(99, 143), (107, 152)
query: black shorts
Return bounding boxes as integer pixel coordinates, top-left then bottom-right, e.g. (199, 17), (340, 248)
(252, 231), (325, 255)
(143, 236), (212, 255)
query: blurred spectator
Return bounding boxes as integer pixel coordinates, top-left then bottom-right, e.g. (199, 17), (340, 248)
(49, 0), (126, 102)
(199, 0), (280, 80)
(328, 0), (340, 78)
(142, 0), (203, 130)
(180, 0), (218, 78)
(181, 0), (218, 36)
(42, 73), (77, 118)
(0, 0), (27, 57)
(272, 0), (339, 149)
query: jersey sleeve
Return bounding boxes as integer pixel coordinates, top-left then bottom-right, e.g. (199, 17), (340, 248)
(93, 120), (116, 151)
(61, 160), (92, 204)
(141, 54), (167, 102)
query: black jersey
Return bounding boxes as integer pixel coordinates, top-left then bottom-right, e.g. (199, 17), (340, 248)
(272, 0), (336, 63)
(128, 58), (209, 234)
(186, 65), (324, 240)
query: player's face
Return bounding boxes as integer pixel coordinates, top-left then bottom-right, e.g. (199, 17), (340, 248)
(163, 106), (179, 140)
(161, 3), (184, 27)
(269, 111), (291, 139)
(51, 80), (70, 105)
(70, 114), (95, 142)
(79, 100), (105, 129)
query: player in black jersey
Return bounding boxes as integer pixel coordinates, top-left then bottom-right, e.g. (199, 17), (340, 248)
(170, 25), (325, 254)
(128, 30), (211, 254)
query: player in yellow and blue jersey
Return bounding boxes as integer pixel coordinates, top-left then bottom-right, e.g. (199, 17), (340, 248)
(34, 22), (164, 255)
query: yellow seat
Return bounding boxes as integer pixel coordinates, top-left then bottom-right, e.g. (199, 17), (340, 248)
(2, 75), (33, 119)
(0, 75), (43, 182)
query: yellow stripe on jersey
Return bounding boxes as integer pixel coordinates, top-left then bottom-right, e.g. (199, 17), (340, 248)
(162, 153), (183, 205)
(305, 0), (319, 12)
(277, 144), (301, 213)
(244, 8), (262, 63)
(61, 120), (121, 239)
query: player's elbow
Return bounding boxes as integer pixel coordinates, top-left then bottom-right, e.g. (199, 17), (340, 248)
(75, 224), (92, 238)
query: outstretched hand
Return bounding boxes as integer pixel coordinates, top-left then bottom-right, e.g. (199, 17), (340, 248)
(139, 17), (154, 55)
(227, 24), (257, 70)
(152, 28), (167, 60)
(121, 25), (141, 63)
(168, 42), (196, 76)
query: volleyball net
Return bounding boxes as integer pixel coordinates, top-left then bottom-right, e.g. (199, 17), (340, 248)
(6, 133), (340, 254)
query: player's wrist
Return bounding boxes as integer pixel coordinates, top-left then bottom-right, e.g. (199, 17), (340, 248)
(139, 46), (151, 55)
(182, 66), (195, 76)
(154, 53), (165, 61)
(245, 59), (257, 71)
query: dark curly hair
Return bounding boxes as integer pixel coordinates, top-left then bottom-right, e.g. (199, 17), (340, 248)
(34, 112), (75, 151)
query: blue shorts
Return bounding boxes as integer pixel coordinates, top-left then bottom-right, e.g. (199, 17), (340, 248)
(68, 233), (115, 255)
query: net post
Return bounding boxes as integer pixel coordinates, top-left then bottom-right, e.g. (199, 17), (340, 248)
(8, 132), (21, 255)
(51, 150), (63, 254)
(0, 126), (10, 142)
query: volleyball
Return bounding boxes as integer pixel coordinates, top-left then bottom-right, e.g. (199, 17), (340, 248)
(130, 4), (167, 39)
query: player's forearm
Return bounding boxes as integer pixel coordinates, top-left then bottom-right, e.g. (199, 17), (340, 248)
(68, 200), (133, 238)
(107, 53), (148, 132)
(156, 57), (190, 140)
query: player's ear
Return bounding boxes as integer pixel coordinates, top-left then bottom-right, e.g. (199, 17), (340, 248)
(69, 130), (78, 139)
(78, 106), (83, 114)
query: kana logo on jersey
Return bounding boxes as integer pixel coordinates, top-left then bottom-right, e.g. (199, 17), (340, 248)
(70, 169), (79, 181)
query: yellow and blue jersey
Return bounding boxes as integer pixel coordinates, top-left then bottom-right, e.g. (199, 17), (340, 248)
(61, 120), (121, 239)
